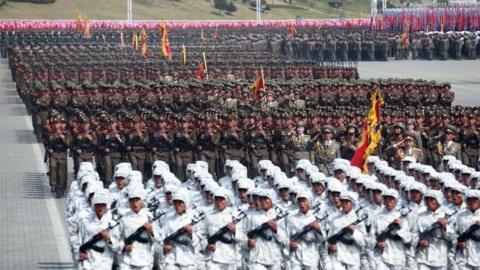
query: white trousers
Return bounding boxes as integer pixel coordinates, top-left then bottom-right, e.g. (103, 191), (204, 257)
(206, 261), (237, 270)
(247, 262), (282, 270)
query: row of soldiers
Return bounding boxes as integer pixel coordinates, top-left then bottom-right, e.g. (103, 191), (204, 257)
(65, 149), (480, 270)
(41, 102), (480, 199)
(2, 27), (479, 61)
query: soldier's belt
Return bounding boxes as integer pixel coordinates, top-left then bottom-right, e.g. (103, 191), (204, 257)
(130, 147), (146, 152)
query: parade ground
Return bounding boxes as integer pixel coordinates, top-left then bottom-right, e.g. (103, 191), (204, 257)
(0, 58), (479, 269)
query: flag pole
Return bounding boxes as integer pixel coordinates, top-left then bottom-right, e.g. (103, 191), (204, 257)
(203, 52), (209, 81)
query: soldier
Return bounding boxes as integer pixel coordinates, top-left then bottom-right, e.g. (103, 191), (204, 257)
(46, 116), (72, 198)
(432, 125), (463, 168)
(220, 119), (245, 166)
(125, 119), (149, 177)
(246, 120), (271, 177)
(196, 121), (220, 178)
(98, 120), (125, 185)
(149, 119), (173, 171)
(288, 121), (312, 168)
(385, 132), (424, 169)
(312, 125), (340, 175)
(173, 119), (197, 180)
(72, 120), (98, 177)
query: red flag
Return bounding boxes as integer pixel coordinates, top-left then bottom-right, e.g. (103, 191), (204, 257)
(195, 63), (205, 80)
(350, 90), (384, 172)
(288, 25), (297, 36)
(250, 68), (265, 100)
(160, 23), (172, 59)
(350, 122), (370, 170)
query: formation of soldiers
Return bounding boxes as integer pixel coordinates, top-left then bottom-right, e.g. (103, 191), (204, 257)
(65, 153), (480, 270)
(1, 24), (480, 270)
(2, 27), (480, 62)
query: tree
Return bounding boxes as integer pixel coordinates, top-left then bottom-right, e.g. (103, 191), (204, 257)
(226, 2), (237, 12)
(214, 0), (228, 10)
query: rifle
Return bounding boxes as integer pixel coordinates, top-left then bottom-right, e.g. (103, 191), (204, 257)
(375, 208), (412, 244)
(457, 223), (480, 243)
(163, 210), (206, 246)
(79, 214), (124, 254)
(290, 202), (325, 242)
(417, 209), (458, 249)
(327, 212), (368, 247)
(207, 210), (247, 245)
(247, 206), (289, 240)
(124, 210), (167, 246)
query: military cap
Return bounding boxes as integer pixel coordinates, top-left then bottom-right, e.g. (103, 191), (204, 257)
(445, 125), (458, 134)
(321, 125), (335, 133)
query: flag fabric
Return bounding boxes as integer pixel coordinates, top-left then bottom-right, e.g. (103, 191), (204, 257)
(120, 29), (125, 47)
(161, 23), (172, 59)
(288, 25), (297, 36)
(195, 63), (205, 79)
(250, 67), (265, 100)
(75, 10), (83, 33)
(182, 44), (187, 65)
(401, 26), (409, 48)
(82, 14), (90, 38)
(351, 90), (384, 172)
(132, 33), (139, 50)
(140, 28), (148, 58)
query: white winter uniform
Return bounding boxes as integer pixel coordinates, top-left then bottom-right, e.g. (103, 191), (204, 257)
(326, 209), (367, 270)
(245, 207), (287, 270)
(370, 208), (412, 269)
(285, 209), (323, 270)
(455, 208), (480, 270)
(414, 207), (456, 270)
(77, 212), (118, 270)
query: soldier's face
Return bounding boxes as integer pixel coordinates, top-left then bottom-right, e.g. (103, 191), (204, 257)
(115, 177), (126, 190)
(238, 189), (248, 203)
(279, 188), (289, 202)
(425, 197), (440, 212)
(260, 197), (273, 211)
(322, 132), (332, 140)
(214, 197), (227, 211)
(129, 198), (144, 213)
(297, 198), (310, 214)
(372, 190), (383, 204)
(312, 183), (325, 195)
(410, 190), (422, 204)
(173, 200), (186, 215)
(329, 191), (341, 208)
(452, 190), (463, 206)
(383, 196), (396, 211)
(466, 197), (480, 212)
(94, 204), (107, 218)
(334, 170), (346, 181)
(153, 176), (162, 188)
(340, 200), (353, 214)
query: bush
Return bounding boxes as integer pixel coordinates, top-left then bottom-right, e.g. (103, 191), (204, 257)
(214, 0), (228, 10)
(226, 2), (237, 12)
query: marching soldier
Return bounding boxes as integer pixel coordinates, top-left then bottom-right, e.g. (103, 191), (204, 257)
(46, 116), (72, 198)
(149, 119), (173, 170)
(196, 121), (220, 178)
(125, 119), (149, 176)
(72, 120), (98, 177)
(246, 120), (271, 177)
(173, 119), (197, 180)
(98, 121), (125, 185)
(220, 119), (245, 165)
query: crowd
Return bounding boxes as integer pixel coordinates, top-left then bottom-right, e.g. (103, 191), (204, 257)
(1, 21), (479, 270)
